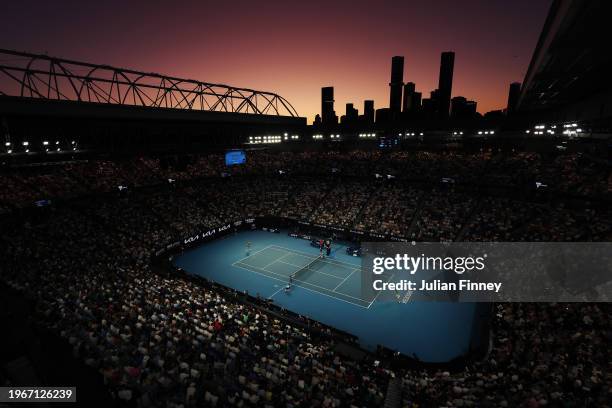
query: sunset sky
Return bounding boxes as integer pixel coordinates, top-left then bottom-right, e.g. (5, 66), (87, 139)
(1, 0), (551, 123)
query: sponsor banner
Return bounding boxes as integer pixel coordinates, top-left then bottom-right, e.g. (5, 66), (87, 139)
(361, 242), (612, 303)
(155, 218), (258, 258)
(182, 223), (234, 246)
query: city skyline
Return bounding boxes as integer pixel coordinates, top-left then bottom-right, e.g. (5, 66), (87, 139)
(1, 0), (551, 123)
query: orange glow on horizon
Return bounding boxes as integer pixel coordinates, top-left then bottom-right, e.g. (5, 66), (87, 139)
(1, 0), (551, 123)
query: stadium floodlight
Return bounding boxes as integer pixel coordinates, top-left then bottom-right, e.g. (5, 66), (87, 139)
(478, 131), (483, 135)
(576, 128), (582, 132)
(25, 149), (29, 153)
(419, 132), (424, 136)
(43, 141), (49, 145)
(72, 147), (76, 151)
(526, 130), (530, 133)
(22, 141), (29, 146)
(490, 131), (495, 134)
(571, 123), (577, 127)
(71, 140), (75, 144)
(7, 149), (12, 154)
(4, 142), (10, 146)
(55, 141), (59, 145)
(460, 132), (463, 135)
(45, 148), (49, 152)
(57, 147), (61, 151)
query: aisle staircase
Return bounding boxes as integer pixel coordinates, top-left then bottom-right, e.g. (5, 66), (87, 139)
(383, 376), (403, 408)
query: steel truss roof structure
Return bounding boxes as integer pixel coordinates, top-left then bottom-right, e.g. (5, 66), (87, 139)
(0, 49), (299, 117)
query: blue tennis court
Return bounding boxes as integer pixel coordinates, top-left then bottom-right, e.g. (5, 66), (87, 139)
(174, 229), (482, 362)
(232, 244), (393, 307)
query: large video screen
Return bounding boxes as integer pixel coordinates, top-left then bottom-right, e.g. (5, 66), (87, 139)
(225, 150), (246, 166)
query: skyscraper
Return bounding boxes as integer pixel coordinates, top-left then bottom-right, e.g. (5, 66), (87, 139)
(412, 92), (422, 111)
(437, 51), (455, 118)
(364, 100), (374, 124)
(321, 87), (336, 125)
(506, 82), (521, 115)
(402, 82), (416, 112)
(345, 103), (358, 122)
(389, 56), (404, 115)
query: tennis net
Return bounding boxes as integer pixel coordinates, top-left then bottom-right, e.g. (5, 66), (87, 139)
(289, 255), (323, 282)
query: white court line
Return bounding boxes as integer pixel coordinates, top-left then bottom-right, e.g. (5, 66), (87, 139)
(333, 267), (361, 291)
(262, 251), (293, 269)
(267, 286), (285, 300)
(232, 244), (279, 265)
(270, 245), (360, 269)
(274, 259), (344, 280)
(278, 253), (353, 279)
(232, 262), (369, 309)
(235, 260), (370, 304)
(367, 273), (395, 309)
(253, 264), (367, 302)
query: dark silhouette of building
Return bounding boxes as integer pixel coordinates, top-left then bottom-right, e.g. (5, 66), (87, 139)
(313, 114), (322, 126)
(484, 109), (504, 120)
(389, 56), (404, 116)
(437, 51), (455, 117)
(342, 103), (358, 125)
(375, 108), (391, 124)
(321, 86), (337, 126)
(451, 96), (467, 119)
(465, 100), (477, 116)
(451, 96), (478, 119)
(421, 89), (439, 116)
(421, 98), (435, 115)
(402, 82), (416, 112)
(412, 92), (422, 112)
(506, 82), (521, 116)
(364, 100), (374, 125)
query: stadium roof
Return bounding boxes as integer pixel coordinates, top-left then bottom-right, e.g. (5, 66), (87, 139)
(517, 0), (612, 115)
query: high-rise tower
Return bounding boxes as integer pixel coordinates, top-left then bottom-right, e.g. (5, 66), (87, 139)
(321, 86), (336, 125)
(506, 82), (521, 115)
(437, 52), (455, 117)
(402, 82), (416, 112)
(389, 56), (404, 115)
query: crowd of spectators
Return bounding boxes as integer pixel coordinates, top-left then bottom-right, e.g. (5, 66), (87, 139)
(0, 149), (610, 407)
(354, 184), (421, 237)
(402, 302), (610, 407)
(1, 148), (609, 210)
